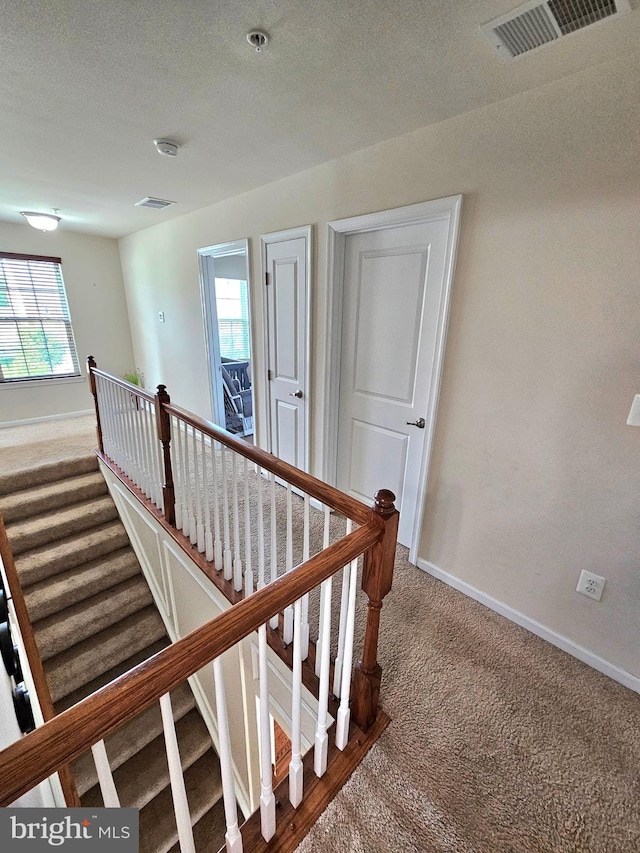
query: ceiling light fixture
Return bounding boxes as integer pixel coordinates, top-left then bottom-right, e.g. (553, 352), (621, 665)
(154, 138), (180, 157)
(21, 210), (61, 231)
(246, 30), (269, 52)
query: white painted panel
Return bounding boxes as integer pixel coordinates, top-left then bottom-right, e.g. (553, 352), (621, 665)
(275, 400), (298, 467)
(348, 420), (407, 507)
(273, 258), (299, 381)
(354, 248), (428, 404)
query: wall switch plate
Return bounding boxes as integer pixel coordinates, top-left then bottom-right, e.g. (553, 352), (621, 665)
(158, 311), (165, 323)
(576, 570), (606, 602)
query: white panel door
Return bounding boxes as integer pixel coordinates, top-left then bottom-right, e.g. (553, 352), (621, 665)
(337, 218), (449, 545)
(264, 231), (309, 469)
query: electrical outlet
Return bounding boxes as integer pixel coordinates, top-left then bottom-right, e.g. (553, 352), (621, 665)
(158, 311), (165, 323)
(576, 570), (606, 602)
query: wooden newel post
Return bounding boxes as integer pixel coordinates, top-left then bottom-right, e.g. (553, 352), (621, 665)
(86, 355), (104, 454)
(351, 488), (399, 732)
(155, 384), (176, 527)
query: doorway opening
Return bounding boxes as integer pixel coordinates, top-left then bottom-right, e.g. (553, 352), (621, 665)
(198, 239), (255, 440)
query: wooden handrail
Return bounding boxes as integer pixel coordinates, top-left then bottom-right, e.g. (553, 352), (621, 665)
(0, 523), (380, 807)
(164, 401), (372, 525)
(90, 366), (155, 403)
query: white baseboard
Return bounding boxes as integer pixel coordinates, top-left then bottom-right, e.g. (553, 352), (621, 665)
(0, 409), (93, 429)
(416, 558), (640, 695)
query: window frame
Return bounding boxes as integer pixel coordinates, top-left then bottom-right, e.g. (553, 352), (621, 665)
(0, 251), (82, 385)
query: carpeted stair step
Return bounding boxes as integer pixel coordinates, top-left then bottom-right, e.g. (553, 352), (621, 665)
(167, 796), (228, 853)
(82, 708), (214, 811)
(23, 549), (141, 623)
(44, 606), (167, 704)
(7, 495), (119, 556)
(0, 471), (107, 524)
(0, 455), (98, 497)
(139, 751), (224, 853)
(34, 575), (154, 661)
(55, 638), (169, 713)
(72, 681), (196, 796)
(14, 520), (130, 588)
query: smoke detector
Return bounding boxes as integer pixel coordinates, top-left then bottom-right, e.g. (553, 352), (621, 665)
(482, 0), (631, 61)
(153, 138), (180, 157)
(246, 30), (269, 52)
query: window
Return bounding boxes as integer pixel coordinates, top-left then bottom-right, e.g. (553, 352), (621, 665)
(0, 252), (80, 383)
(214, 278), (250, 360)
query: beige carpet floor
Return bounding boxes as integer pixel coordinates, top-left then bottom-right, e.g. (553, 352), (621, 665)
(3, 416), (639, 852)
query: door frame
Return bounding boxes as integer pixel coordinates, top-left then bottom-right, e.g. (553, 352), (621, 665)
(198, 238), (253, 429)
(324, 196), (462, 563)
(260, 225), (313, 473)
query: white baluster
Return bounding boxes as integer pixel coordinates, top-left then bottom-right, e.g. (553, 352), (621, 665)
(211, 439), (223, 570)
(314, 573), (332, 778)
(221, 445), (233, 580)
(150, 401), (163, 509)
(335, 554), (359, 751)
(193, 429), (205, 552)
(258, 625), (275, 841)
(114, 381), (126, 469)
(289, 596), (303, 807)
(91, 739), (120, 808)
(333, 518), (353, 698)
(315, 506), (331, 677)
(180, 420), (193, 542)
(269, 473), (278, 629)
(243, 457), (253, 595)
(140, 399), (154, 501)
(185, 426), (197, 546)
(108, 381), (123, 469)
(213, 658), (243, 853)
(126, 388), (142, 488)
(232, 453), (243, 591)
(283, 484), (294, 644)
(141, 399), (152, 499)
(301, 493), (311, 661)
(171, 416), (184, 530)
(159, 693), (196, 853)
(202, 433), (214, 561)
(257, 466), (265, 589)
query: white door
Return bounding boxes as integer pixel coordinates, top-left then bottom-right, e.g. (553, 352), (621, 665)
(263, 227), (311, 470)
(336, 214), (454, 547)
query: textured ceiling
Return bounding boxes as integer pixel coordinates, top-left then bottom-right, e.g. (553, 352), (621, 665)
(1, 0), (639, 238)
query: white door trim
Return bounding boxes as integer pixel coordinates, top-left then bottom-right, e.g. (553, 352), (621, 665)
(198, 238), (252, 427)
(324, 196), (462, 564)
(260, 225), (313, 473)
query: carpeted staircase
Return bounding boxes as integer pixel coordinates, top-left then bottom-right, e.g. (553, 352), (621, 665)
(0, 455), (227, 852)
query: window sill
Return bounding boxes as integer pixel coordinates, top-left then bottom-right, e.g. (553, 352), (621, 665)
(0, 375), (86, 390)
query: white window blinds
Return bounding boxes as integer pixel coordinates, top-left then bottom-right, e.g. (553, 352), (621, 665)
(0, 252), (81, 382)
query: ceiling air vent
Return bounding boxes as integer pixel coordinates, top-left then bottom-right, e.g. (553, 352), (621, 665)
(135, 197), (176, 209)
(481, 0), (631, 60)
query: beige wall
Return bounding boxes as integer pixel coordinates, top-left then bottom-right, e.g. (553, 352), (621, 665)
(119, 53), (640, 680)
(0, 223), (135, 423)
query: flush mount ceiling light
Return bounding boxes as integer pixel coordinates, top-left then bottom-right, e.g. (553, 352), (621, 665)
(154, 138), (180, 157)
(246, 29), (269, 51)
(21, 211), (61, 231)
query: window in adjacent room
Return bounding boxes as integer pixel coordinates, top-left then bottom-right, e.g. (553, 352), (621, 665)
(0, 252), (81, 382)
(214, 277), (250, 361)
